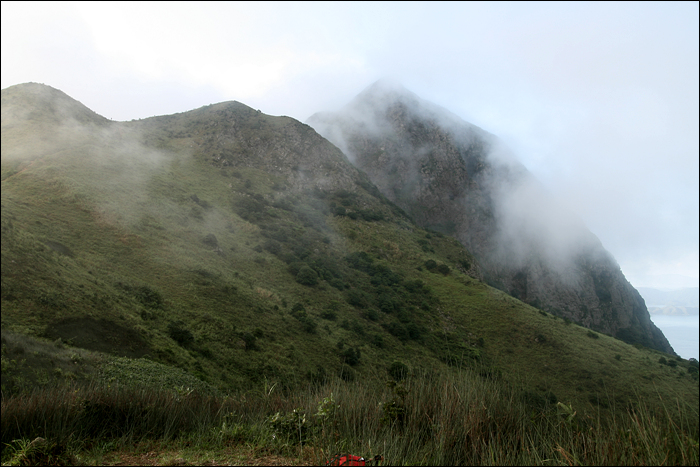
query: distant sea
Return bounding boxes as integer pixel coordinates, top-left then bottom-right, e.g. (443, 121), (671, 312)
(650, 314), (699, 360)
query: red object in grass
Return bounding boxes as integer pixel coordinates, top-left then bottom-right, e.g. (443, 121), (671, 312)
(326, 454), (383, 466)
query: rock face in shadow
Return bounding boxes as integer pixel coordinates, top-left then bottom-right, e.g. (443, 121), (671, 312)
(308, 80), (673, 354)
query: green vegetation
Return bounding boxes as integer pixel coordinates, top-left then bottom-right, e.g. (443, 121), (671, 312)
(1, 369), (697, 466)
(1, 83), (698, 464)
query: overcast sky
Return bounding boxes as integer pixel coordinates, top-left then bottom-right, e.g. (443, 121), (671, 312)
(2, 1), (698, 290)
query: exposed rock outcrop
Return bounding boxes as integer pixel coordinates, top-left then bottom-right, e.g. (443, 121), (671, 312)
(308, 80), (673, 354)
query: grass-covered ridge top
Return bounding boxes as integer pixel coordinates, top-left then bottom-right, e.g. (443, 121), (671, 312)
(1, 83), (697, 428)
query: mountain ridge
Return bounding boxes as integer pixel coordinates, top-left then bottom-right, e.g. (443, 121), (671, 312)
(308, 80), (673, 354)
(2, 82), (695, 421)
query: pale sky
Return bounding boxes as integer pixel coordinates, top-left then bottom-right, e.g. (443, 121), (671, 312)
(2, 1), (698, 290)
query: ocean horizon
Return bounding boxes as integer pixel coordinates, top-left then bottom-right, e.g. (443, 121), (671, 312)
(650, 314), (699, 360)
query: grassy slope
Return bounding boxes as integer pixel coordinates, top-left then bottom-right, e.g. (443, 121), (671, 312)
(1, 85), (697, 425)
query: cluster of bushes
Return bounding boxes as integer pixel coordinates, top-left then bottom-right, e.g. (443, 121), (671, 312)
(234, 187), (450, 354)
(417, 238), (434, 252)
(238, 328), (264, 352)
(339, 251), (435, 344)
(423, 259), (450, 275)
(234, 194), (353, 291)
(382, 319), (423, 342)
(658, 356), (698, 379)
(333, 208), (385, 222)
(290, 303), (318, 334)
(340, 346), (361, 366)
(285, 254), (345, 289)
(232, 188), (397, 298)
(233, 194), (269, 222)
(345, 253), (431, 304)
(116, 282), (164, 310)
(329, 190), (385, 222)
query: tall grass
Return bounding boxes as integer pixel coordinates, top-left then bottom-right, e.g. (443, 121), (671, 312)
(1, 383), (222, 444)
(2, 367), (698, 466)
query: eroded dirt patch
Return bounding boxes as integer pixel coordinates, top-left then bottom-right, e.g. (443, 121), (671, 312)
(44, 317), (150, 358)
(45, 240), (75, 257)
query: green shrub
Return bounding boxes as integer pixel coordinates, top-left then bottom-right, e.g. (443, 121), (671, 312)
(321, 309), (337, 321)
(298, 316), (317, 334)
(2, 438), (75, 466)
(407, 323), (422, 340)
(380, 381), (408, 426)
(587, 330), (599, 339)
(346, 251), (374, 271)
(341, 347), (361, 366)
(436, 264), (451, 275)
(376, 292), (399, 313)
(351, 320), (364, 336)
(329, 278), (346, 290)
(346, 289), (369, 308)
(370, 333), (384, 348)
(295, 266), (319, 286)
(359, 209), (384, 222)
(118, 283), (164, 309)
(241, 332), (258, 351)
(403, 279), (426, 294)
(267, 408), (309, 445)
(424, 259), (437, 271)
(167, 321), (193, 346)
(263, 239), (281, 255)
(385, 321), (409, 341)
(389, 361), (409, 381)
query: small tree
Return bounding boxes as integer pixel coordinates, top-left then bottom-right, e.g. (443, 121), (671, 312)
(296, 266), (318, 286)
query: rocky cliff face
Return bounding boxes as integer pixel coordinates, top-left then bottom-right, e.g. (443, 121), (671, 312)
(308, 80), (673, 354)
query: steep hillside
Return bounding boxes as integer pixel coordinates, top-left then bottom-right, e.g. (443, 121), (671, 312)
(1, 83), (695, 421)
(308, 80), (673, 354)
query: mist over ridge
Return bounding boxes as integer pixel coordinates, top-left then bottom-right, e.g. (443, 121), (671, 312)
(0, 77), (677, 403)
(308, 80), (673, 354)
